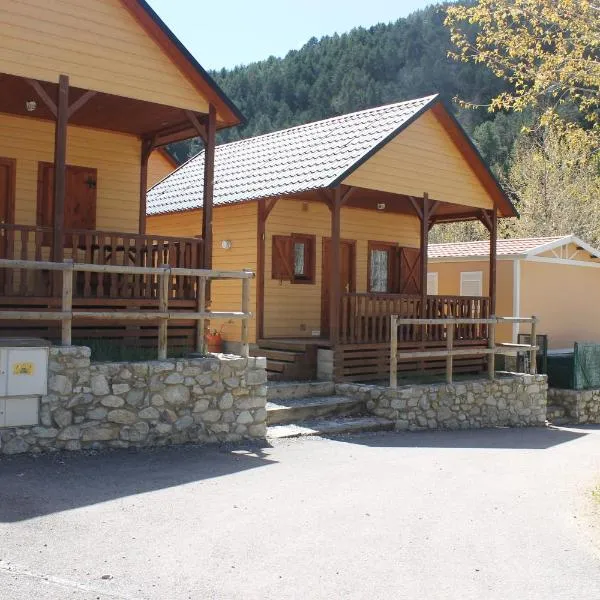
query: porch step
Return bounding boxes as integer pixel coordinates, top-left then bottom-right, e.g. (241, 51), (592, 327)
(267, 395), (365, 425)
(267, 416), (394, 439)
(267, 381), (335, 401)
(252, 342), (318, 381)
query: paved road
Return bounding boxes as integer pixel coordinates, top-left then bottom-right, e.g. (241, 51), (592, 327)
(1, 426), (600, 600)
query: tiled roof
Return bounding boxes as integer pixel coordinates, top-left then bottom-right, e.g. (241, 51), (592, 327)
(147, 95), (438, 215)
(428, 237), (567, 259)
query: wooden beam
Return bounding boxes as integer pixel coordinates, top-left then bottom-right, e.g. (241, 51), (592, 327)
(256, 200), (267, 340)
(52, 75), (69, 264)
(329, 187), (342, 344)
(139, 137), (154, 234)
(479, 209), (493, 231)
(25, 79), (57, 117)
(202, 104), (217, 271)
(489, 208), (497, 315)
(429, 201), (440, 218)
(185, 110), (208, 143)
(67, 90), (97, 119)
(408, 196), (423, 221)
(264, 198), (278, 220)
(340, 185), (358, 206)
(319, 189), (334, 211)
(420, 193), (430, 319)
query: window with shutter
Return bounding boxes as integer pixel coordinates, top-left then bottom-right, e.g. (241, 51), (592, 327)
(460, 271), (483, 296)
(271, 233), (315, 283)
(368, 242), (396, 292)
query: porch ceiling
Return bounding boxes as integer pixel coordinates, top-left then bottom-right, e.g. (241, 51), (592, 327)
(0, 73), (217, 141)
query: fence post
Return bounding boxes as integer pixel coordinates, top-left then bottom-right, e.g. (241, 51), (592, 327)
(158, 265), (169, 360)
(196, 276), (206, 354)
(61, 259), (73, 346)
(390, 314), (398, 389)
(446, 321), (454, 384)
(530, 316), (537, 375)
(240, 270), (251, 358)
(488, 319), (496, 380)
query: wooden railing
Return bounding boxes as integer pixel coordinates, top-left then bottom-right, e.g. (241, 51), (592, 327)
(339, 293), (491, 344)
(0, 258), (253, 359)
(390, 315), (538, 388)
(0, 224), (203, 300)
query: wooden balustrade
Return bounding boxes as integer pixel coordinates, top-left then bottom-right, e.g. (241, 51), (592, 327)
(0, 224), (203, 300)
(340, 293), (491, 345)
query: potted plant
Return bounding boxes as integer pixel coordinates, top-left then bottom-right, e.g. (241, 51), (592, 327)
(206, 324), (225, 353)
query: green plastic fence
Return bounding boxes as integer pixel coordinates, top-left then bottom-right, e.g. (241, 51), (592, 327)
(546, 343), (600, 390)
(573, 342), (600, 390)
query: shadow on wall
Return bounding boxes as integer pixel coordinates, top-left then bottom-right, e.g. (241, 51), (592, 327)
(0, 441), (274, 523)
(324, 425), (593, 451)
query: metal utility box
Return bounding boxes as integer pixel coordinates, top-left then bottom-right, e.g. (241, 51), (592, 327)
(0, 339), (50, 428)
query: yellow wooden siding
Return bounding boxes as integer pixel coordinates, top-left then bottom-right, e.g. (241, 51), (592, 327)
(147, 204), (258, 344)
(1, 113), (140, 232)
(0, 0), (209, 112)
(344, 111), (494, 210)
(519, 261), (600, 349)
(428, 259), (514, 343)
(264, 199), (420, 338)
(148, 151), (176, 189)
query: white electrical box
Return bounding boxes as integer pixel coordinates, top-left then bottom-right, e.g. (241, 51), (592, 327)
(0, 340), (49, 428)
(0, 346), (49, 397)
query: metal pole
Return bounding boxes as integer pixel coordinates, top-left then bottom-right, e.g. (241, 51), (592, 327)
(61, 259), (73, 346)
(530, 316), (537, 374)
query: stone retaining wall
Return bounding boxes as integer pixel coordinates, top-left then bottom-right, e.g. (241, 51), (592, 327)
(336, 374), (547, 431)
(547, 388), (600, 424)
(0, 347), (267, 455)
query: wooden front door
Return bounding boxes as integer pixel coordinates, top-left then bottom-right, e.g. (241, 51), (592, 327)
(0, 158), (15, 259)
(37, 163), (97, 238)
(321, 238), (355, 336)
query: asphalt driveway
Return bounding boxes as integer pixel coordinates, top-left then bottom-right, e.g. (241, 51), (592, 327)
(1, 426), (600, 600)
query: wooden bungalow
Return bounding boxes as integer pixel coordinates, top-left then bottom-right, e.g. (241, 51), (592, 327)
(0, 0), (243, 347)
(147, 95), (518, 381)
(429, 235), (600, 350)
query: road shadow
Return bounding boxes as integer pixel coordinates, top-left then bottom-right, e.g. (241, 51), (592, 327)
(323, 425), (590, 450)
(0, 441), (274, 523)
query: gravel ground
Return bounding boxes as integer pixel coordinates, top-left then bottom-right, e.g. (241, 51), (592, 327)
(1, 425), (599, 600)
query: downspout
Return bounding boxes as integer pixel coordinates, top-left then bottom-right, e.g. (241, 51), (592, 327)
(512, 258), (521, 343)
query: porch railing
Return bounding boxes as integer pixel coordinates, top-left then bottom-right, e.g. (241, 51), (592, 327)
(0, 258), (253, 359)
(0, 224), (203, 300)
(389, 315), (538, 388)
(340, 293), (491, 344)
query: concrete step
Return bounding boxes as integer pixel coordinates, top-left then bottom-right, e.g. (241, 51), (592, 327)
(267, 396), (365, 425)
(267, 381), (335, 401)
(267, 416), (394, 439)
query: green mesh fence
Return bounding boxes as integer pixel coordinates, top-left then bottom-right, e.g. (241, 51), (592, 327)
(573, 342), (600, 390)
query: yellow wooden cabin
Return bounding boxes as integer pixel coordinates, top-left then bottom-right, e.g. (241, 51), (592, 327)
(0, 0), (243, 346)
(147, 95), (517, 380)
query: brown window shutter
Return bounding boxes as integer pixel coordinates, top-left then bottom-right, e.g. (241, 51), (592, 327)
(64, 166), (97, 231)
(272, 235), (293, 280)
(398, 247), (421, 294)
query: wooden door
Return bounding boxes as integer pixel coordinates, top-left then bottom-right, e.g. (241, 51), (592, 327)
(0, 158), (15, 259)
(37, 163), (97, 239)
(321, 239), (355, 336)
(398, 247), (421, 294)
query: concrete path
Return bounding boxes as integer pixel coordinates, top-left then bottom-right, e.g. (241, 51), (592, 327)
(1, 426), (600, 600)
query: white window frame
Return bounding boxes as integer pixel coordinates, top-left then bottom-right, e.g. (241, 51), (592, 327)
(460, 271), (483, 296)
(427, 272), (438, 295)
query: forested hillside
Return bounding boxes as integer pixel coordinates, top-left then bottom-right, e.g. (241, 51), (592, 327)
(170, 2), (520, 172)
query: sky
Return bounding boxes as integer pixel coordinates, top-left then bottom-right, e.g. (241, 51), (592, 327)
(147, 0), (436, 71)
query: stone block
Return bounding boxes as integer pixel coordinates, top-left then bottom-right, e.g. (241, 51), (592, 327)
(218, 394), (234, 410)
(246, 370), (267, 386)
(236, 411), (253, 425)
(139, 407), (160, 420)
(164, 385), (190, 406)
(57, 425), (81, 441)
(2, 437), (29, 454)
(112, 383), (131, 395)
(53, 407), (73, 428)
(107, 409), (137, 425)
(91, 374), (110, 396)
(49, 374), (72, 396)
(82, 426), (118, 442)
(101, 395), (125, 408)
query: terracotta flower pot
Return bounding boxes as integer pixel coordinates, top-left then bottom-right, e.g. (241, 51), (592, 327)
(206, 333), (223, 353)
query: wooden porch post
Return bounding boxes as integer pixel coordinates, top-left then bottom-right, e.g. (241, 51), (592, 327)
(138, 137), (154, 234)
(420, 192), (430, 318)
(329, 187), (342, 344)
(202, 104), (217, 270)
(489, 208), (497, 315)
(53, 74), (69, 263)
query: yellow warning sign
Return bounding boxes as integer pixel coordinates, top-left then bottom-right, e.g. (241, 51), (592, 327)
(12, 362), (34, 376)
